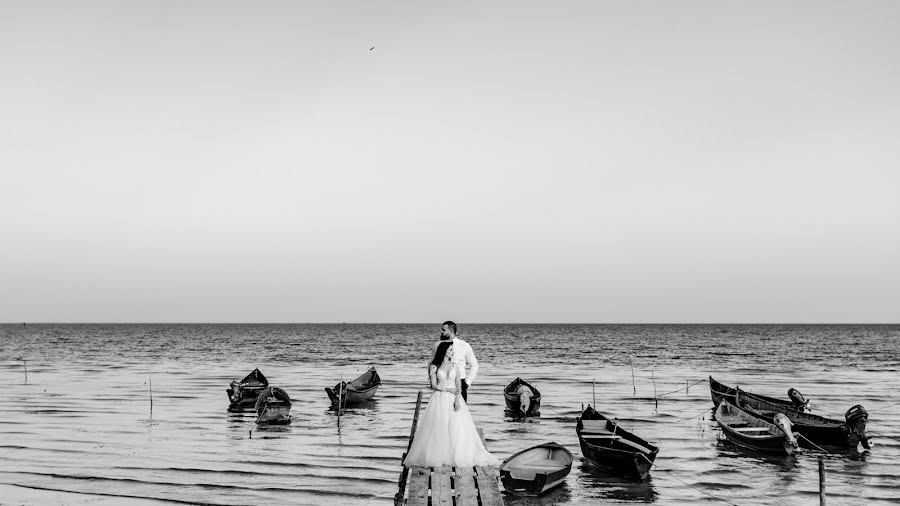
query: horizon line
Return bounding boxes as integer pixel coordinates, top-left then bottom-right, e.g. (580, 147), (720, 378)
(4, 321), (898, 326)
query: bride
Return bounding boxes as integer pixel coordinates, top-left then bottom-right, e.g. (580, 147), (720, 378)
(403, 341), (499, 468)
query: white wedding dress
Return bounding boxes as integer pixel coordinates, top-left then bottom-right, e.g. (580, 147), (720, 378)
(403, 364), (499, 468)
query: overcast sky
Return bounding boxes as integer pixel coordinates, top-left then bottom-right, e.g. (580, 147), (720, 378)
(1, 1), (898, 323)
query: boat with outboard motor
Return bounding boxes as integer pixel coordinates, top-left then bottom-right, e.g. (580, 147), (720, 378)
(504, 377), (541, 417)
(226, 368), (268, 412)
(709, 375), (809, 411)
(735, 388), (870, 449)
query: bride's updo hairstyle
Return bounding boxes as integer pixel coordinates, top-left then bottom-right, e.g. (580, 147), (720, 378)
(431, 341), (453, 367)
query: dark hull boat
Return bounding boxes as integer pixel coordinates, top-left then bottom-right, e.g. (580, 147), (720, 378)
(576, 406), (659, 482)
(226, 368), (268, 412)
(326, 367), (381, 408)
(709, 376), (808, 411)
(255, 386), (291, 424)
(500, 442), (573, 496)
(735, 388), (870, 449)
(504, 377), (542, 417)
(715, 400), (798, 455)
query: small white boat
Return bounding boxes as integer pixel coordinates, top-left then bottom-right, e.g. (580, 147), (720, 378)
(500, 442), (573, 496)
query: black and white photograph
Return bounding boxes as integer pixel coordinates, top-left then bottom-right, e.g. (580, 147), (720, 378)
(1, 1), (898, 505)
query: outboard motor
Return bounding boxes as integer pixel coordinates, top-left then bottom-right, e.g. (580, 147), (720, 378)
(228, 382), (244, 403)
(773, 413), (798, 451)
(845, 405), (870, 449)
(787, 388), (809, 412)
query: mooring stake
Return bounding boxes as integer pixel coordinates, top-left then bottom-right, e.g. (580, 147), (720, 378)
(630, 356), (636, 396)
(819, 456), (826, 505)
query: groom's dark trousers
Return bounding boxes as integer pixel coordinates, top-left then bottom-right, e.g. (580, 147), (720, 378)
(461, 380), (468, 402)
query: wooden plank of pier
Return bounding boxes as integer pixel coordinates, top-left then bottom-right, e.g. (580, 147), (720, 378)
(406, 467), (428, 504)
(400, 465), (502, 506)
(455, 467), (479, 506)
(432, 466), (453, 506)
(395, 391), (503, 506)
(474, 466), (503, 505)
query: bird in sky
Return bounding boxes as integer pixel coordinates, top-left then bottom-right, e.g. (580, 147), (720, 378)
(370, 46), (375, 50)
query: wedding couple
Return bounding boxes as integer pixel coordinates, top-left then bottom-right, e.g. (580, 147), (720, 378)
(402, 321), (500, 468)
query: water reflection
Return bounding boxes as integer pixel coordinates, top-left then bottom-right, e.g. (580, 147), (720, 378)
(326, 399), (381, 414)
(226, 411), (258, 440)
(714, 439), (800, 472)
(502, 482), (573, 505)
(576, 462), (657, 502)
(504, 413), (542, 426)
(227, 412), (256, 427)
(846, 447), (872, 462)
(504, 408), (542, 421)
(252, 424), (292, 439)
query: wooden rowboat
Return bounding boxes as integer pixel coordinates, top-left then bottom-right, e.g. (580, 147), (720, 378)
(715, 400), (798, 455)
(735, 388), (870, 449)
(576, 405), (659, 482)
(504, 377), (541, 417)
(226, 368), (268, 412)
(500, 442), (573, 496)
(255, 386), (292, 425)
(709, 375), (808, 411)
(326, 367), (381, 407)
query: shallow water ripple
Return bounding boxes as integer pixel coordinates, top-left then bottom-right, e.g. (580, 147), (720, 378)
(1, 324), (899, 505)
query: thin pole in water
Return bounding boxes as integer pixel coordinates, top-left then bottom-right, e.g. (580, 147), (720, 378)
(686, 379), (689, 395)
(592, 378), (596, 408)
(149, 377), (153, 414)
(337, 374), (343, 422)
(630, 356), (636, 396)
(651, 370), (658, 412)
(819, 456), (826, 505)
(23, 360), (27, 385)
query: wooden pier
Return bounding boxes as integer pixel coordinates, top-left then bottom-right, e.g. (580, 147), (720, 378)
(395, 391), (504, 506)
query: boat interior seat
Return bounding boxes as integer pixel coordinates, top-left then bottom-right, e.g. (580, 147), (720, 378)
(518, 460), (568, 469)
(731, 427), (771, 433)
(507, 461), (566, 480)
(507, 466), (538, 480)
(583, 437), (622, 448)
(614, 438), (653, 454)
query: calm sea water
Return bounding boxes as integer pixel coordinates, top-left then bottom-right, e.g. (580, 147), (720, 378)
(1, 324), (899, 505)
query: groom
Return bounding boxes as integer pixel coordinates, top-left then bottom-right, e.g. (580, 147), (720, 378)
(431, 320), (479, 402)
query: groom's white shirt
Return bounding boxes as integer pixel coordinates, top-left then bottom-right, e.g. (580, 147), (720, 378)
(431, 338), (479, 384)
